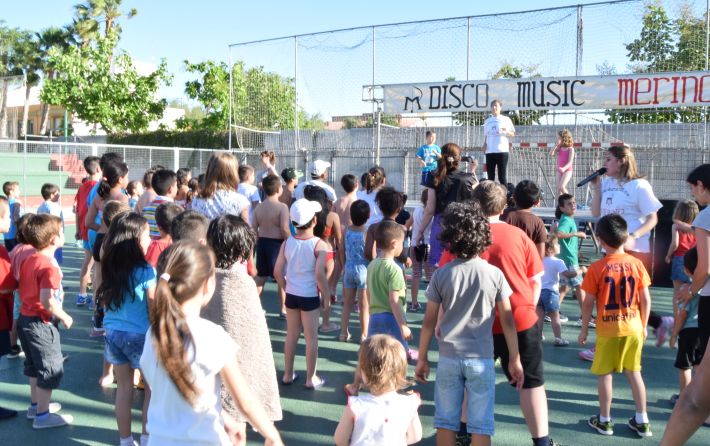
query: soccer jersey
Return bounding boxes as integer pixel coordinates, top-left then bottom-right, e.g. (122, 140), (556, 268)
(581, 252), (651, 337)
(556, 214), (579, 267)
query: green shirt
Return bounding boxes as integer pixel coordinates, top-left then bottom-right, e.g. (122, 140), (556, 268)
(367, 258), (406, 315)
(557, 214), (579, 267)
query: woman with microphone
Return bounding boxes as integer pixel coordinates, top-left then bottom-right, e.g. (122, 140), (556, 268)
(582, 143), (665, 360)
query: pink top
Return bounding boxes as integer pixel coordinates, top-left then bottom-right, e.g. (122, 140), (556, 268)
(9, 243), (35, 281)
(557, 146), (572, 172)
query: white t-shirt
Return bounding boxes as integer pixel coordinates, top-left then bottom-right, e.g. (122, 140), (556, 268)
(599, 178), (662, 253)
(692, 206), (710, 295)
(140, 316), (238, 446)
(410, 206), (431, 245)
(348, 392), (420, 446)
(357, 189), (383, 227)
(294, 179), (337, 202)
(542, 256), (569, 292)
(237, 183), (261, 223)
(189, 189), (251, 220)
(483, 115), (515, 154)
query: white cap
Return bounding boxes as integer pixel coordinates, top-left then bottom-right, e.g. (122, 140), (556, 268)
(290, 199), (322, 226)
(310, 159), (331, 176)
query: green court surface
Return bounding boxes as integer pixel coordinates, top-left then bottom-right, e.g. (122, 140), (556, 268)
(1, 232), (710, 445)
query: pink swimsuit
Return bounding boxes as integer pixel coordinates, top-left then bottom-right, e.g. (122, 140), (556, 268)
(557, 147), (572, 173)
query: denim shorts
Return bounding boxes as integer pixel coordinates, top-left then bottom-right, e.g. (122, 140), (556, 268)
(104, 329), (146, 369)
(671, 255), (692, 283)
(368, 312), (408, 350)
(434, 356), (495, 436)
(13, 290), (21, 320)
(343, 264), (367, 290)
(538, 289), (560, 313)
(560, 267), (582, 288)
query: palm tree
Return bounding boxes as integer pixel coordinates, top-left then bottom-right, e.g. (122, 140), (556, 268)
(0, 24), (24, 139)
(73, 0), (137, 42)
(12, 30), (42, 137)
(36, 27), (73, 134)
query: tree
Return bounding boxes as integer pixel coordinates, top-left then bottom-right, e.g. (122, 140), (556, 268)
(0, 24), (24, 138)
(36, 27), (74, 134)
(12, 30), (41, 137)
(453, 63), (547, 127)
(73, 0), (137, 46)
(40, 33), (172, 134)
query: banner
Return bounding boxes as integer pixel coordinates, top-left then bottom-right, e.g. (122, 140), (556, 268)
(380, 71), (710, 114)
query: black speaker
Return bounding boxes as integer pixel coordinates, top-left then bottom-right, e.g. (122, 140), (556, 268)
(651, 199), (677, 288)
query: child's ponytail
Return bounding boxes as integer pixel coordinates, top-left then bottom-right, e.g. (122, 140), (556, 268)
(365, 166), (386, 194)
(432, 143), (461, 188)
(151, 240), (216, 406)
(98, 162), (129, 199)
(555, 193), (574, 220)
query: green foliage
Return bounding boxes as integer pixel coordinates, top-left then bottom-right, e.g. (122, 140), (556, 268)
(108, 129), (229, 149)
(40, 33), (172, 133)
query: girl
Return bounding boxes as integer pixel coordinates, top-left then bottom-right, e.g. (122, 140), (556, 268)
(97, 212), (154, 446)
(175, 167), (192, 207)
(274, 199), (331, 389)
(202, 215), (282, 445)
(334, 334), (422, 446)
(554, 194), (588, 325)
(549, 129), (575, 196)
(339, 200), (370, 343)
(140, 240), (283, 445)
(405, 190), (433, 312)
(359, 166), (386, 226)
(665, 199), (699, 314)
(126, 181), (143, 211)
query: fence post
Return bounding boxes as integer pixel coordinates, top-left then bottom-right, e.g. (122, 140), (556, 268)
(91, 144), (98, 157)
(173, 147), (180, 171)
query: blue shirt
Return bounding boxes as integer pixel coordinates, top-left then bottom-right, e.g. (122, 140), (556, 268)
(679, 294), (699, 330)
(6, 198), (18, 239)
(103, 265), (156, 334)
(416, 144), (441, 172)
(344, 229), (367, 270)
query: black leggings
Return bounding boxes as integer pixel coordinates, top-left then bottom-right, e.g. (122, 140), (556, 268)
(486, 152), (509, 185)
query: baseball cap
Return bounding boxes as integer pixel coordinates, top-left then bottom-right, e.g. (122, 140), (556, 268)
(290, 199), (322, 227)
(281, 167), (303, 182)
(310, 159), (331, 177)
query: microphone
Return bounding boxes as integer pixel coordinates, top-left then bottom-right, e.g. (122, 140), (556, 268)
(576, 167), (607, 188)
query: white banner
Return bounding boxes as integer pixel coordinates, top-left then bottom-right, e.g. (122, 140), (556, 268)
(380, 71), (710, 114)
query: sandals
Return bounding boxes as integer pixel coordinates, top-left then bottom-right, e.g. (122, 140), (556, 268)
(338, 332), (352, 342)
(281, 373), (300, 385)
(304, 376), (326, 390)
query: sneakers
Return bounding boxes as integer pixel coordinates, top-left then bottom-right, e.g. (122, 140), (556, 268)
(406, 348), (419, 362)
(554, 338), (570, 347)
(655, 316), (674, 347)
(588, 415), (614, 436)
(579, 348), (595, 361)
(544, 315), (552, 323)
(86, 296), (94, 310)
(32, 412), (73, 429)
(89, 327), (106, 337)
(407, 302), (422, 312)
(75, 295), (87, 306)
(545, 315), (569, 323)
(559, 314), (569, 323)
(669, 394), (679, 406)
(576, 318), (596, 328)
(628, 416), (652, 437)
(27, 402), (62, 419)
(7, 345), (24, 359)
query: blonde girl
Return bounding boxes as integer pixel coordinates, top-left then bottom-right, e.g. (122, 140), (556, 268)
(140, 241), (283, 446)
(549, 129), (575, 196)
(665, 200), (699, 312)
(334, 334), (422, 446)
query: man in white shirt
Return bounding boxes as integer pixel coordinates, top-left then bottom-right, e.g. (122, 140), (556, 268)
(482, 99), (515, 185)
(294, 159), (337, 202)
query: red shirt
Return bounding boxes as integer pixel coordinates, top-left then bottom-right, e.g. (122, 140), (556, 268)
(9, 243), (35, 281)
(145, 239), (172, 267)
(674, 232), (696, 257)
(481, 221), (543, 334)
(0, 246), (18, 331)
(19, 253), (63, 323)
(76, 180), (97, 241)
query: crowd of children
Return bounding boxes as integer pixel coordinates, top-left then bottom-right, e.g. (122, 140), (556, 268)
(0, 140), (709, 445)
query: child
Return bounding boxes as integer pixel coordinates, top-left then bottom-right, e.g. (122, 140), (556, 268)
(664, 199), (698, 316)
(539, 235), (578, 347)
(74, 156), (101, 306)
(127, 180), (143, 211)
(170, 210), (209, 243)
(360, 167), (387, 226)
(17, 214), (73, 428)
(578, 214), (652, 438)
(406, 190), (433, 312)
(554, 193), (590, 327)
(203, 216), (283, 443)
(37, 183), (65, 264)
(3, 181), (22, 251)
(345, 220), (411, 396)
(146, 203), (182, 268)
(274, 198), (330, 389)
(238, 164), (261, 223)
(175, 167), (192, 207)
(133, 165), (164, 214)
(8, 213), (34, 359)
(334, 174), (359, 231)
(473, 181), (555, 446)
(503, 180), (547, 260)
(280, 167), (302, 208)
(0, 196), (19, 419)
(339, 200), (370, 343)
(252, 175), (290, 316)
(334, 334), (423, 446)
(98, 212), (154, 446)
(415, 130), (441, 186)
(140, 240), (283, 445)
(141, 169), (178, 240)
(416, 201), (523, 445)
(549, 129), (575, 196)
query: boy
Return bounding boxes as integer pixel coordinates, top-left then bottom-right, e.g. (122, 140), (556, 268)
(472, 181), (556, 446)
(146, 203), (182, 267)
(37, 183), (65, 265)
(17, 214), (73, 428)
(539, 235), (578, 346)
(141, 169), (177, 240)
(333, 174), (359, 230)
(416, 201), (523, 446)
(415, 130), (441, 186)
(8, 214), (35, 359)
(0, 196), (19, 419)
(280, 167), (302, 208)
(133, 165), (164, 214)
(252, 175), (290, 315)
(503, 180), (547, 261)
(73, 156), (101, 306)
(238, 164), (261, 219)
(3, 181), (22, 252)
(170, 210), (209, 243)
(579, 214), (652, 438)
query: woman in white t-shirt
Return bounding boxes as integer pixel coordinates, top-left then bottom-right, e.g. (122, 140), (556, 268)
(482, 99), (515, 185)
(189, 152), (250, 223)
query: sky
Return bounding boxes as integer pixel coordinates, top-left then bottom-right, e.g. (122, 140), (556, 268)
(1, 0), (672, 120)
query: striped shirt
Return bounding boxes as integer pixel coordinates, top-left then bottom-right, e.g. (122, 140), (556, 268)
(141, 196), (172, 239)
